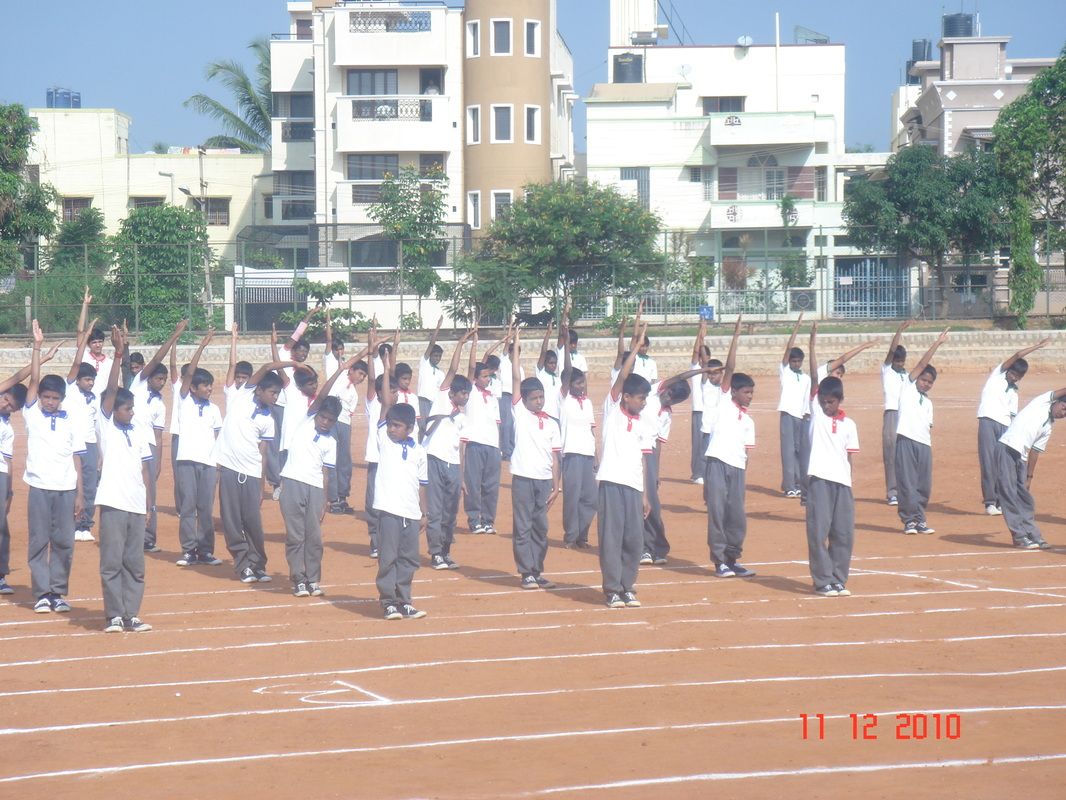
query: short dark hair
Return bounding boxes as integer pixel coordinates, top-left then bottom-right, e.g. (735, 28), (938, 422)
(663, 381), (690, 406)
(450, 375), (472, 394)
(622, 373), (651, 397)
(129, 352), (145, 366)
(429, 344), (443, 356)
(567, 367), (585, 387)
(4, 383), (28, 410)
(318, 396), (341, 418)
(731, 373), (755, 391)
(545, 349), (558, 363)
(920, 365), (937, 381)
(291, 338), (311, 353)
(39, 374), (67, 398)
(88, 327), (105, 343)
(387, 402), (416, 428)
(892, 345), (907, 361)
(190, 368), (213, 388)
(113, 387), (135, 410)
(520, 376), (543, 400)
(1009, 358), (1029, 377)
(706, 358), (723, 368)
(374, 374), (385, 393)
(474, 362), (492, 379)
(642, 335), (651, 347)
(149, 363), (168, 379)
(235, 360), (253, 376)
(394, 362), (413, 379)
(331, 340), (345, 352)
(257, 372), (283, 392)
(789, 347), (804, 361)
(817, 376), (844, 401)
(294, 367), (318, 390)
(76, 363), (97, 380)
(568, 329), (578, 345)
(351, 360), (368, 373)
(486, 355), (500, 370)
(378, 343), (393, 358)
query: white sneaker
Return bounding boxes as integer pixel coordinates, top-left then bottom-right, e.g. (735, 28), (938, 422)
(271, 486), (282, 501)
(693, 476), (704, 485)
(985, 504), (1003, 516)
(74, 529), (95, 542)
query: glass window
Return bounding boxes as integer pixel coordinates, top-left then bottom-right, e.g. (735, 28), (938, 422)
(419, 153), (445, 177)
(466, 106), (480, 144)
(289, 93), (313, 118)
(346, 154), (398, 181)
(62, 197), (91, 222)
(263, 194), (274, 220)
(702, 97), (745, 114)
(346, 69), (397, 96)
(468, 191), (481, 229)
(492, 105), (512, 143)
(466, 20), (480, 57)
(206, 198), (230, 226)
(491, 19), (511, 55)
(620, 167), (650, 210)
(130, 197), (164, 208)
(273, 171), (315, 196)
(350, 239), (399, 269)
(815, 166), (828, 202)
(524, 106), (539, 143)
(492, 191), (512, 220)
(525, 20), (541, 56)
(765, 168), (785, 200)
(295, 18), (312, 40)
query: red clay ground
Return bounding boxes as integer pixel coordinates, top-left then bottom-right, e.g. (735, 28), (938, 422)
(1, 371), (1065, 799)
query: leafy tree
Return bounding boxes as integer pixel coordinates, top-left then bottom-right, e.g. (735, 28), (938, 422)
(33, 207), (111, 330)
(0, 103), (58, 274)
(778, 195), (811, 288)
(184, 38), (272, 153)
(277, 279), (373, 340)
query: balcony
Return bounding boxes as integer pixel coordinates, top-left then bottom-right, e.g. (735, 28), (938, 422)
(270, 119), (314, 170)
(706, 112), (834, 148)
(333, 8), (447, 66)
(269, 39), (313, 92)
(335, 95), (452, 153)
(707, 199), (817, 229)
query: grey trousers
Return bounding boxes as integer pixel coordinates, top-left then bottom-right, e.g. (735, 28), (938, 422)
(464, 442), (501, 528)
(376, 511), (420, 606)
(326, 421), (352, 503)
(500, 393), (515, 459)
(426, 455), (460, 557)
(895, 436), (931, 527)
(779, 412), (807, 494)
(805, 477), (855, 589)
(264, 406), (283, 486)
(690, 410), (704, 480)
(98, 506), (146, 619)
(0, 473), (10, 576)
(643, 449), (669, 558)
(281, 477), (325, 583)
(978, 417), (1008, 507)
(175, 461), (217, 555)
(364, 462), (379, 549)
(597, 481), (643, 595)
(562, 453), (596, 546)
(27, 486), (75, 598)
(170, 434), (182, 512)
(995, 444), (1042, 545)
(219, 466), (267, 576)
(418, 397), (433, 439)
(705, 457), (747, 566)
(882, 410), (899, 500)
(76, 441), (99, 531)
(512, 475), (551, 577)
(143, 443), (161, 547)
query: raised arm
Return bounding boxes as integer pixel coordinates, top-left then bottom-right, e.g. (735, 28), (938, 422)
(885, 319), (911, 365)
(388, 329), (401, 377)
(536, 321), (554, 371)
(440, 329), (474, 392)
(271, 324), (289, 389)
(424, 315), (444, 361)
(247, 359), (299, 389)
(561, 320), (573, 398)
(225, 322), (239, 387)
(691, 317), (707, 367)
(180, 328), (214, 398)
(285, 305), (320, 352)
(909, 327), (950, 382)
(720, 315), (743, 392)
(782, 311), (805, 365)
(76, 287), (91, 336)
(27, 320), (44, 406)
(0, 340), (62, 394)
(512, 325), (523, 399)
(828, 339), (879, 374)
(102, 325), (126, 417)
(467, 329), (479, 380)
(809, 321), (820, 389)
(610, 321), (648, 402)
(308, 354), (359, 416)
(378, 349), (394, 423)
(613, 315), (628, 370)
(66, 317), (96, 382)
(365, 326), (379, 402)
(323, 308), (333, 358)
(1002, 338), (1052, 373)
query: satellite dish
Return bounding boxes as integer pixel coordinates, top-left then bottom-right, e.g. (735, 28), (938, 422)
(737, 35), (753, 47)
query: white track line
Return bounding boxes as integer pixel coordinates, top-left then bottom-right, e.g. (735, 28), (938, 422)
(3, 704), (1064, 785)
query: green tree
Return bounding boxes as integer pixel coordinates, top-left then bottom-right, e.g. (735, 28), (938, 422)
(367, 165), (449, 302)
(111, 205), (209, 340)
(778, 195), (811, 288)
(33, 207), (111, 330)
(0, 103), (58, 274)
(277, 279), (373, 339)
(184, 38), (272, 153)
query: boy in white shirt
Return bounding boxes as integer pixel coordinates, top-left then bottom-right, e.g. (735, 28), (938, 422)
(510, 327), (563, 590)
(362, 329), (393, 558)
(535, 322), (562, 421)
(560, 318), (596, 550)
(597, 324), (652, 608)
(777, 313), (810, 499)
(977, 339), (1049, 515)
(700, 318), (741, 503)
(498, 334), (518, 460)
(558, 317), (589, 376)
(689, 319), (711, 483)
(175, 330), (224, 568)
(82, 326), (114, 388)
(423, 330), (474, 570)
(463, 332), (503, 535)
(327, 357), (368, 515)
(66, 325), (101, 542)
(894, 328), (950, 535)
(996, 388), (1066, 550)
(806, 338), (861, 597)
(632, 332), (658, 383)
(96, 327), (155, 632)
(375, 352), (430, 620)
(417, 316), (446, 437)
(25, 320), (86, 614)
(881, 321), (910, 506)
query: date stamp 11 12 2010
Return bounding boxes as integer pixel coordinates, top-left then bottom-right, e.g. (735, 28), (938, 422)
(800, 713), (962, 741)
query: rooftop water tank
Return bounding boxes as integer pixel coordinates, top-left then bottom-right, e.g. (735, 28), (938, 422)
(942, 13), (974, 38)
(613, 52), (643, 84)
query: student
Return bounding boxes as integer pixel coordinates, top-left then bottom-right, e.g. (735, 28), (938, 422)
(175, 329), (224, 568)
(269, 308), (320, 497)
(510, 326), (563, 590)
(132, 320), (186, 553)
(423, 330), (474, 570)
(362, 327), (392, 557)
(323, 307), (345, 378)
(327, 357), (368, 515)
(597, 323), (652, 608)
(374, 350), (430, 620)
(224, 322), (253, 404)
(995, 388), (1066, 550)
(216, 358), (297, 584)
(24, 320), (86, 613)
(705, 318), (756, 579)
(557, 310), (588, 376)
(534, 322), (563, 422)
(462, 331), (503, 535)
(417, 316), (446, 437)
(280, 359), (352, 597)
(881, 321), (910, 506)
(82, 327), (114, 387)
(497, 331), (517, 460)
(559, 316), (596, 550)
(777, 313), (810, 499)
(894, 328), (950, 535)
(816, 340), (877, 382)
(96, 326), (155, 632)
(66, 322), (101, 542)
(977, 339), (1049, 515)
(690, 319), (711, 484)
(632, 329), (658, 384)
(699, 318), (741, 501)
(278, 363), (320, 457)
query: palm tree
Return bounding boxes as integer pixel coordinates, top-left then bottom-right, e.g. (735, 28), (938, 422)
(184, 38), (271, 153)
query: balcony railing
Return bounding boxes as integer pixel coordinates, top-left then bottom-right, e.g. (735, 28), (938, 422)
(349, 11), (431, 33)
(351, 97), (434, 123)
(281, 121), (314, 142)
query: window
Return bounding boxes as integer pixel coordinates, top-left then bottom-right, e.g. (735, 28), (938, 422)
(274, 171), (315, 196)
(419, 153), (445, 177)
(346, 69), (397, 96)
(815, 166), (828, 202)
(466, 20), (480, 57)
(282, 121), (314, 141)
(620, 167), (650, 210)
(492, 190), (513, 220)
(734, 153), (788, 200)
(62, 197), (91, 222)
(524, 20), (541, 57)
(263, 194), (274, 220)
(814, 235), (828, 247)
(273, 92), (313, 118)
(295, 18), (312, 40)
(491, 19), (512, 55)
(467, 191), (481, 230)
(130, 197), (164, 209)
(346, 154), (398, 181)
(205, 198), (230, 226)
(702, 96), (745, 114)
(466, 105), (481, 144)
(765, 168), (785, 201)
(524, 105), (540, 144)
(491, 104), (513, 143)
(690, 168), (712, 201)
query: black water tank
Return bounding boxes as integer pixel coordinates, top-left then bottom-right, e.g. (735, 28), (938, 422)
(911, 38), (931, 62)
(614, 52), (643, 84)
(942, 13), (974, 38)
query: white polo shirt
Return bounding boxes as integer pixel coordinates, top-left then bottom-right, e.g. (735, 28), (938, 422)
(560, 393), (596, 456)
(395, 388), (420, 419)
(690, 363), (704, 414)
(534, 369), (562, 420)
(0, 415), (14, 474)
(23, 403), (85, 491)
(280, 414), (336, 488)
(700, 382), (729, 436)
(373, 422), (428, 519)
(510, 399), (562, 480)
(596, 398), (652, 491)
(422, 390), (466, 465)
(82, 352), (113, 386)
(63, 383), (98, 445)
(364, 397), (382, 462)
(498, 353), (515, 394)
(168, 380), (182, 435)
(281, 389), (314, 451)
(633, 354), (658, 383)
(807, 406), (860, 487)
(567, 350), (589, 376)
(463, 387), (500, 448)
(777, 364), (811, 419)
(977, 366), (1019, 426)
(324, 351), (341, 379)
(705, 399), (756, 470)
(332, 378), (360, 426)
(417, 356), (443, 401)
(882, 363), (907, 412)
(640, 382), (671, 449)
(175, 395), (223, 465)
(895, 379), (933, 447)
(130, 375), (167, 444)
(95, 413), (153, 514)
(1000, 391), (1057, 462)
(214, 387), (274, 477)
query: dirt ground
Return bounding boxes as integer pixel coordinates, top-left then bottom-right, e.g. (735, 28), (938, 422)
(2, 371), (1065, 799)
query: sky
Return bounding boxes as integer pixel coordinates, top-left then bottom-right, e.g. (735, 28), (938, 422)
(0, 1), (1062, 154)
